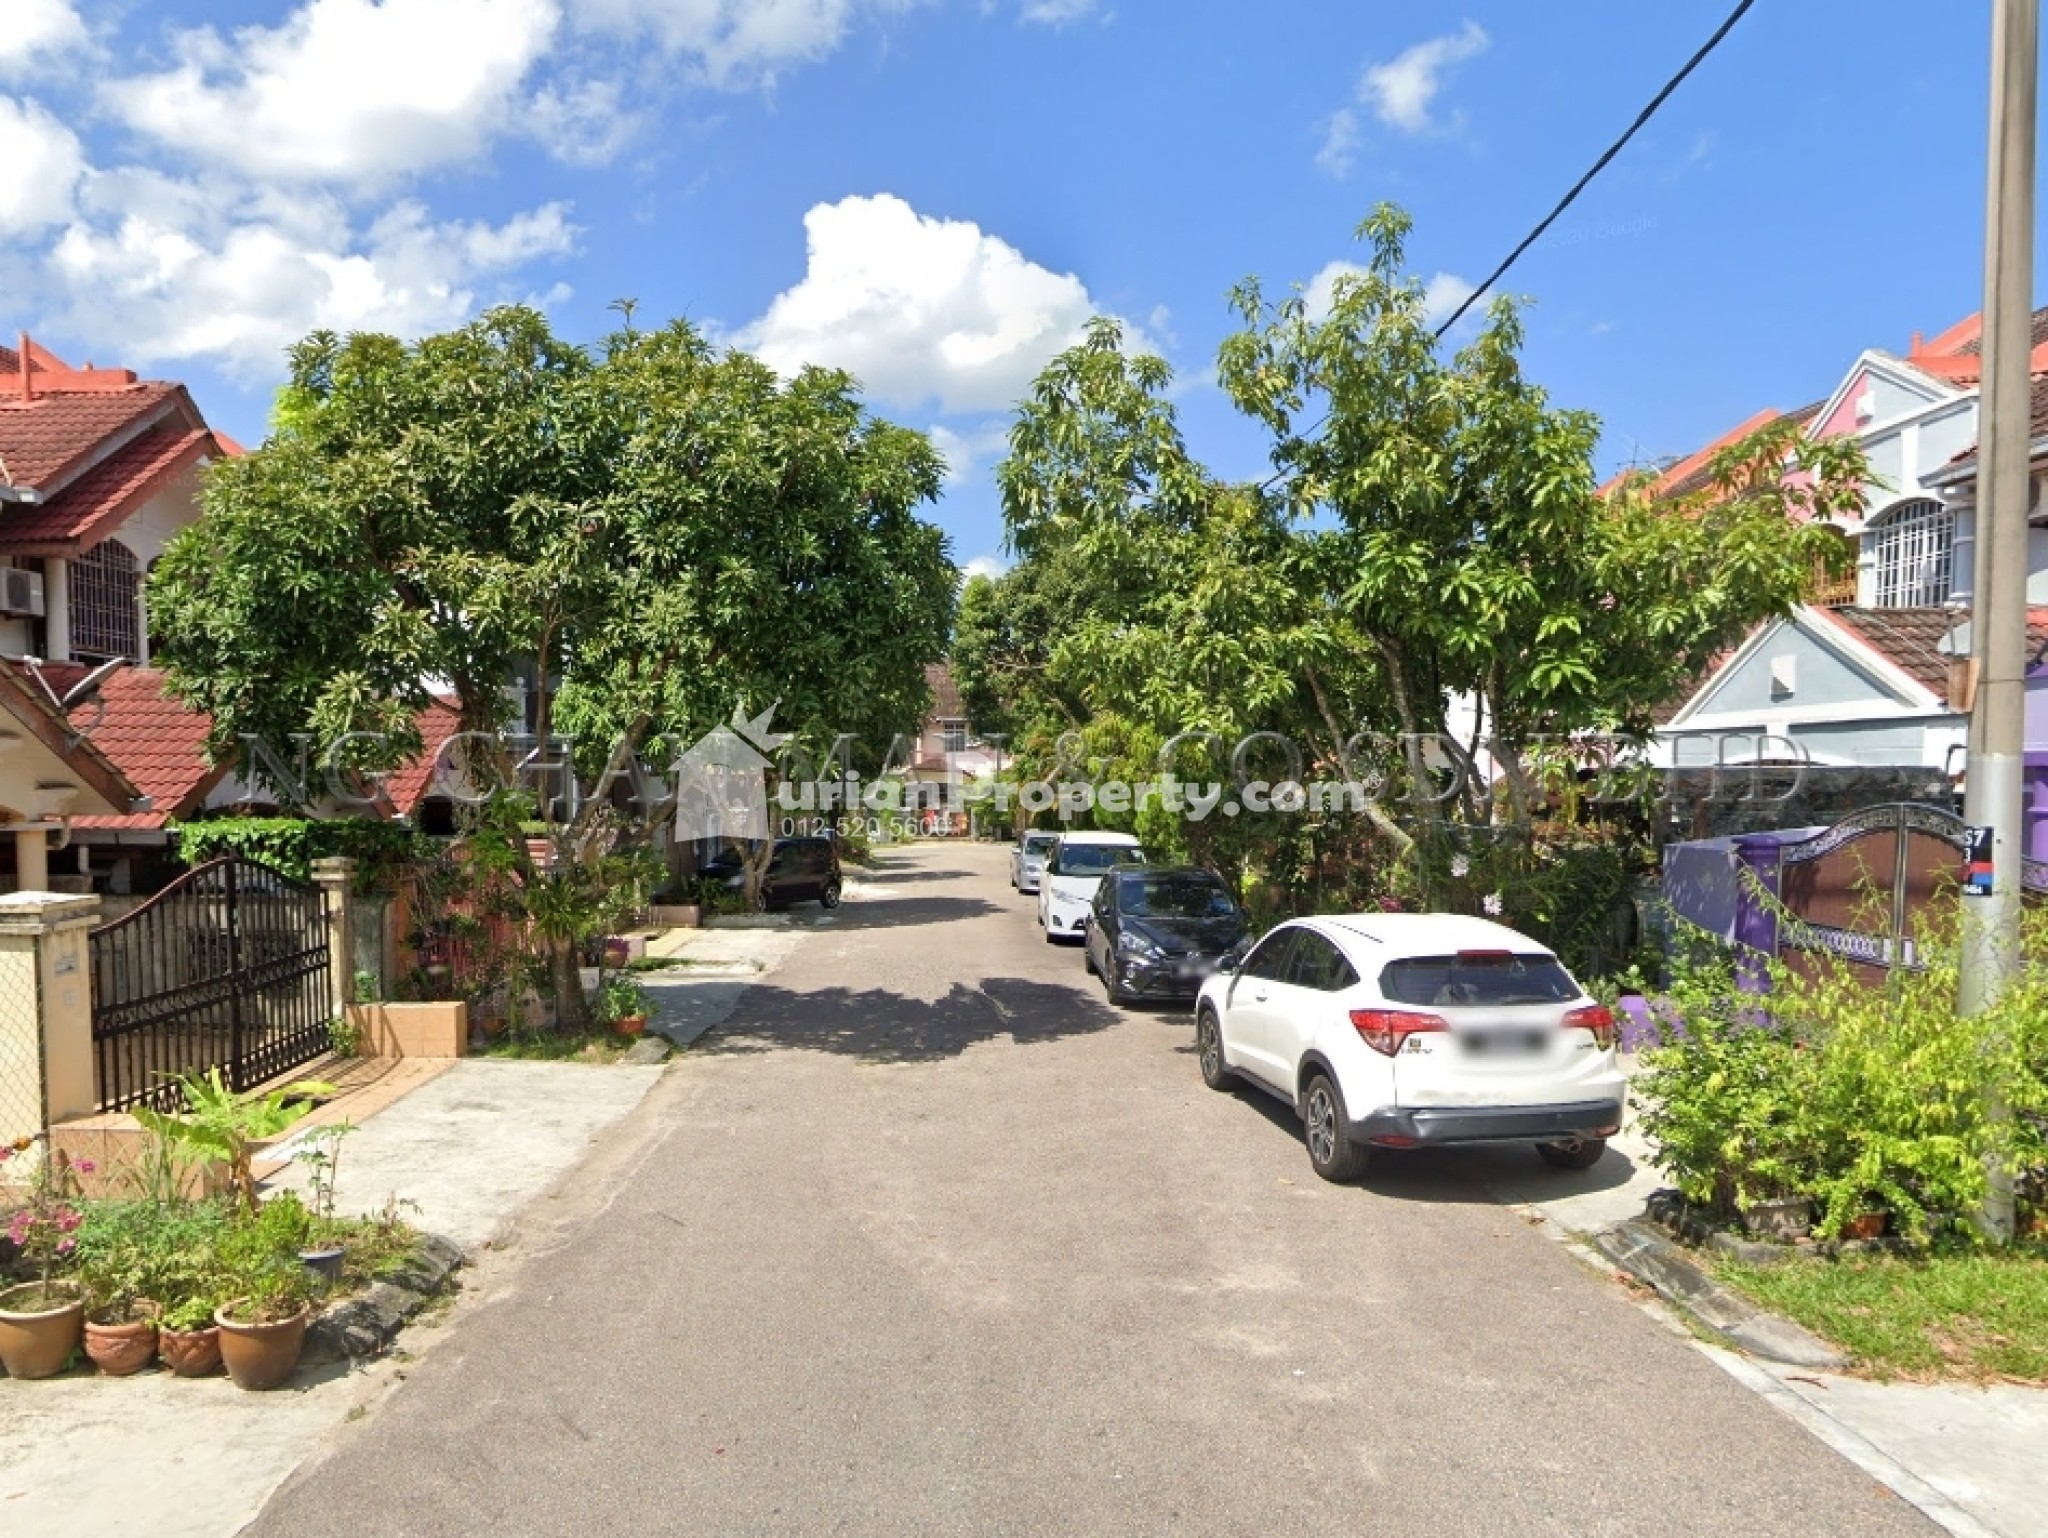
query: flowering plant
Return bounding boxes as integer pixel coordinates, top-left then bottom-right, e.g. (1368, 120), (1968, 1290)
(0, 1136), (88, 1299)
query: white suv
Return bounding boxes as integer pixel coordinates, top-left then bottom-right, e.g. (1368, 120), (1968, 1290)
(1037, 831), (1146, 941)
(1192, 913), (1625, 1182)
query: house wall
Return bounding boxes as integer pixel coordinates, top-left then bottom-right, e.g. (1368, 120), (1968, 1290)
(1691, 625), (1897, 717)
(1664, 715), (1962, 771)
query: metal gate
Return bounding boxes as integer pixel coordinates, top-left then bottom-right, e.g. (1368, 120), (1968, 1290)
(1776, 803), (1973, 974)
(89, 857), (335, 1112)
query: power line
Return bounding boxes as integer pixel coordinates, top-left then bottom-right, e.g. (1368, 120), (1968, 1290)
(1433, 0), (1758, 336)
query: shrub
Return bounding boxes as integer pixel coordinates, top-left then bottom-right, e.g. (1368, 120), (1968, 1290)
(1638, 904), (2048, 1243)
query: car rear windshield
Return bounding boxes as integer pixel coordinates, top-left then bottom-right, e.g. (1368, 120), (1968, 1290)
(1024, 834), (1058, 854)
(1056, 844), (1146, 876)
(1378, 953), (1579, 1007)
(1117, 872), (1235, 919)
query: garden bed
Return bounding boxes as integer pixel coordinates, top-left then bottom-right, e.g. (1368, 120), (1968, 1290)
(1717, 1244), (2048, 1383)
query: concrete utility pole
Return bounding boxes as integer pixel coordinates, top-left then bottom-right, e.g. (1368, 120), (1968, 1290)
(1960, 0), (2038, 1244)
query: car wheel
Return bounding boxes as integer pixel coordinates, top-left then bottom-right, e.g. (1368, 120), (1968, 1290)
(820, 881), (842, 910)
(1536, 1137), (1606, 1171)
(1103, 966), (1128, 1006)
(1195, 1007), (1234, 1091)
(1083, 947), (1098, 975)
(1043, 924), (1058, 944)
(1302, 1073), (1371, 1183)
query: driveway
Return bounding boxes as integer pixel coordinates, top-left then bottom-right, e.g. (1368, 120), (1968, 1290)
(249, 840), (1934, 1537)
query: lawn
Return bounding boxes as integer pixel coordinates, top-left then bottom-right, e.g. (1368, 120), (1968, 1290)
(1718, 1246), (2048, 1382)
(479, 1030), (634, 1064)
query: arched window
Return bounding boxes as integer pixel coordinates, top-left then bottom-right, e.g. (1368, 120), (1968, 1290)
(1868, 499), (1953, 609)
(70, 538), (140, 660)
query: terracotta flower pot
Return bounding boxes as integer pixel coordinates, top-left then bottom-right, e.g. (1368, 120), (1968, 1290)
(158, 1325), (223, 1378)
(0, 1281), (85, 1380)
(214, 1302), (311, 1391)
(612, 1013), (647, 1038)
(83, 1316), (159, 1377)
(1841, 1211), (1888, 1241)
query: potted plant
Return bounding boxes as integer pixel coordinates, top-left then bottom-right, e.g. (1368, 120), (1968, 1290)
(0, 1136), (86, 1379)
(213, 1197), (318, 1391)
(74, 1198), (162, 1376)
(293, 1122), (354, 1282)
(602, 976), (650, 1037)
(157, 1293), (224, 1377)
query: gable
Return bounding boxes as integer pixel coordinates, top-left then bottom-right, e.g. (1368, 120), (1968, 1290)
(1814, 359), (1954, 439)
(1685, 617), (1927, 721)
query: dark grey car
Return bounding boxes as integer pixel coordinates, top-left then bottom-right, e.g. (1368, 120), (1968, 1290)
(1083, 866), (1250, 1005)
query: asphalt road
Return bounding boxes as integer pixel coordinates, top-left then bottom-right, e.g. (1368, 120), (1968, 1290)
(251, 842), (1933, 1538)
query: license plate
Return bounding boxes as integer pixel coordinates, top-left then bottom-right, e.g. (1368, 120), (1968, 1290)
(1175, 959), (1210, 981)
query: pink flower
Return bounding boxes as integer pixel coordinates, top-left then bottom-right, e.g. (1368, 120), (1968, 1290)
(54, 1238), (74, 1257)
(73, 1159), (96, 1175)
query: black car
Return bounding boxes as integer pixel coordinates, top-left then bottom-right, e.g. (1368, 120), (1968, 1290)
(1083, 866), (1250, 1005)
(703, 836), (843, 911)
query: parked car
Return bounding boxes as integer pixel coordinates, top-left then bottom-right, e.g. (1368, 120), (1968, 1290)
(1011, 829), (1060, 894)
(703, 836), (843, 911)
(1037, 831), (1147, 941)
(1193, 913), (1624, 1183)
(1083, 866), (1251, 1005)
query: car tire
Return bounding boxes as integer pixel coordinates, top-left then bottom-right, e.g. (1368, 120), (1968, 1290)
(1043, 925), (1058, 944)
(1103, 967), (1128, 1006)
(1536, 1137), (1606, 1171)
(1083, 947), (1098, 975)
(820, 881), (842, 910)
(1302, 1072), (1371, 1183)
(1195, 1007), (1234, 1091)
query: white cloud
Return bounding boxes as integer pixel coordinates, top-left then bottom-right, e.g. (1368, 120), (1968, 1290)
(734, 193), (1127, 415)
(1421, 271), (1477, 327)
(0, 0), (88, 76)
(568, 0), (924, 86)
(1019, 0), (1097, 24)
(1314, 106), (1360, 179)
(0, 96), (85, 236)
(109, 0), (562, 187)
(1303, 259), (1477, 329)
(961, 552), (1008, 582)
(929, 420), (1011, 485)
(1361, 21), (1488, 134)
(42, 174), (577, 376)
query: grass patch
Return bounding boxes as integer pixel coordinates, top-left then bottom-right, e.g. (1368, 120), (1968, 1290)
(626, 956), (693, 972)
(1718, 1245), (2048, 1382)
(479, 1030), (632, 1064)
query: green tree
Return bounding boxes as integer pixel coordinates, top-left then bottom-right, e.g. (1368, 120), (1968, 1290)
(151, 307), (956, 1023)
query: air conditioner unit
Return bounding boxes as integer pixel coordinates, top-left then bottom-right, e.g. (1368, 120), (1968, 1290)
(0, 567), (44, 618)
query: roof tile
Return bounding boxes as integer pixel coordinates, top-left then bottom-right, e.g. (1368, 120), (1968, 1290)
(0, 425), (213, 552)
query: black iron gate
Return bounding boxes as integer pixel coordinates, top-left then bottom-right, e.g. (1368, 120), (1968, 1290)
(89, 857), (335, 1112)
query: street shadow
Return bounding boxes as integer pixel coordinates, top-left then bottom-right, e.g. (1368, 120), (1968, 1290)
(1204, 1081), (1642, 1204)
(848, 865), (982, 885)
(824, 895), (1005, 930)
(700, 976), (1121, 1063)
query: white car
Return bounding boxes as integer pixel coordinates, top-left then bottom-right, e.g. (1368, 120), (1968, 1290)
(1193, 913), (1625, 1182)
(1037, 831), (1147, 942)
(1011, 829), (1060, 893)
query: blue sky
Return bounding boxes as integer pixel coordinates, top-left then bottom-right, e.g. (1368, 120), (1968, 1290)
(0, 2), (2020, 577)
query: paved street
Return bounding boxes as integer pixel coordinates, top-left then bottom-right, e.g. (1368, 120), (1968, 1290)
(249, 842), (1934, 1537)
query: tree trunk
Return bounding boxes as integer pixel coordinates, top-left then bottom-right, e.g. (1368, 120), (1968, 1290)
(550, 935), (592, 1031)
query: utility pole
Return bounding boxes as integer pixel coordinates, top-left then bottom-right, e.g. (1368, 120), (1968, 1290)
(1960, 0), (2038, 1244)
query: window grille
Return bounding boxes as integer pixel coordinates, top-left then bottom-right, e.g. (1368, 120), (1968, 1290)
(939, 722), (968, 754)
(70, 539), (140, 660)
(1869, 500), (1952, 609)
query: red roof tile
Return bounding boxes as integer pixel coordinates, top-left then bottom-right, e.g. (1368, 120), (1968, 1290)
(65, 667), (227, 830)
(0, 425), (214, 554)
(382, 697), (465, 814)
(0, 662), (141, 817)
(0, 382), (183, 491)
(1812, 605), (2048, 697)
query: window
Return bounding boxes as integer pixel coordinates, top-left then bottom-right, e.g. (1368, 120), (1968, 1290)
(1285, 932), (1359, 992)
(69, 539), (140, 660)
(1379, 953), (1579, 1007)
(1240, 929), (1297, 982)
(938, 720), (968, 754)
(1869, 500), (1953, 609)
(1050, 842), (1146, 876)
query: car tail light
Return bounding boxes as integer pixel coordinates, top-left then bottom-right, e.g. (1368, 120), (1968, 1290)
(1563, 1003), (1617, 1050)
(1350, 1008), (1449, 1057)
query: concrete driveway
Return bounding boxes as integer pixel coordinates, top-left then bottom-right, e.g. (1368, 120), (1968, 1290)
(248, 841), (1935, 1537)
